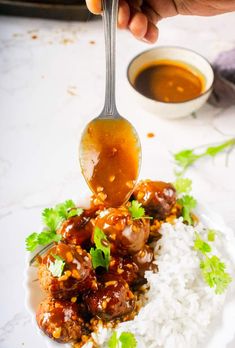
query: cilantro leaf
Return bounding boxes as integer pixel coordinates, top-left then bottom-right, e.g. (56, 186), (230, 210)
(178, 195), (197, 225)
(174, 149), (202, 171)
(48, 254), (66, 277)
(90, 227), (110, 270)
(200, 255), (232, 294)
(129, 200), (145, 219)
(56, 200), (83, 220)
(174, 138), (235, 173)
(42, 208), (62, 232)
(119, 332), (137, 348)
(174, 177), (192, 194)
(208, 229), (216, 242)
(26, 199), (82, 252)
(37, 230), (61, 246)
(194, 232), (211, 254)
(67, 208), (83, 219)
(193, 232), (232, 294)
(25, 231), (61, 252)
(205, 139), (235, 157)
(90, 248), (108, 269)
(128, 200), (152, 220)
(108, 331), (118, 348)
(108, 331), (137, 348)
(26, 233), (39, 252)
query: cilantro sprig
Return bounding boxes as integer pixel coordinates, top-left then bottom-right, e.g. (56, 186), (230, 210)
(128, 200), (153, 220)
(108, 331), (137, 348)
(194, 233), (232, 294)
(194, 232), (212, 253)
(55, 200), (83, 220)
(200, 255), (232, 294)
(174, 177), (197, 225)
(174, 138), (235, 174)
(174, 177), (192, 194)
(48, 254), (66, 277)
(178, 195), (197, 225)
(207, 229), (216, 242)
(25, 200), (83, 252)
(90, 227), (110, 270)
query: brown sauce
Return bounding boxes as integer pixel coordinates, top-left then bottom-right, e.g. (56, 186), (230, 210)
(134, 60), (205, 103)
(80, 118), (140, 207)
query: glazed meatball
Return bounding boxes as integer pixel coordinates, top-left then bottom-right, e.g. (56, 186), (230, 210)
(109, 256), (139, 285)
(36, 298), (84, 343)
(38, 243), (97, 299)
(133, 245), (156, 277)
(94, 207), (150, 255)
(84, 274), (135, 321)
(57, 208), (97, 247)
(133, 180), (176, 220)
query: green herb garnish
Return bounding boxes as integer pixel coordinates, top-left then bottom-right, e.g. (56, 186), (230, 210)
(42, 208), (62, 232)
(48, 254), (66, 277)
(26, 231), (61, 252)
(174, 138), (235, 173)
(26, 233), (39, 252)
(25, 200), (83, 252)
(108, 331), (137, 348)
(56, 200), (83, 220)
(90, 227), (110, 270)
(194, 232), (211, 254)
(174, 177), (192, 194)
(200, 255), (232, 294)
(207, 229), (216, 242)
(119, 332), (137, 348)
(108, 331), (118, 348)
(177, 195), (197, 225)
(128, 200), (153, 220)
(194, 233), (232, 294)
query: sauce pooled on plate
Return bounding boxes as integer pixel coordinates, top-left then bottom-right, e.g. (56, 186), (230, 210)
(134, 60), (205, 103)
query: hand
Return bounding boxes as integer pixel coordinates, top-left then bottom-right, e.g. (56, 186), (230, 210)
(85, 0), (235, 43)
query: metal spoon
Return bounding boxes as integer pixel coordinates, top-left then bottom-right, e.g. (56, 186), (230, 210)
(79, 0), (141, 207)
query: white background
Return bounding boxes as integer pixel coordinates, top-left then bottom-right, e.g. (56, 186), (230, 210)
(0, 11), (235, 348)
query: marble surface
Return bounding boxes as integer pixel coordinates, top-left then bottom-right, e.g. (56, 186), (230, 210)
(0, 11), (235, 348)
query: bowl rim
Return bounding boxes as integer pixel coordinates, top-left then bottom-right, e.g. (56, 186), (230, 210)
(126, 45), (215, 105)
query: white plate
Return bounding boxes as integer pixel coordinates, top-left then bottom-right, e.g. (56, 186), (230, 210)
(24, 202), (235, 348)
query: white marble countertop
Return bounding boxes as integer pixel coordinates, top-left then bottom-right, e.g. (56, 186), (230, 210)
(0, 12), (235, 348)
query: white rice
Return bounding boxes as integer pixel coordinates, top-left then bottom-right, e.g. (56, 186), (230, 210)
(83, 218), (234, 348)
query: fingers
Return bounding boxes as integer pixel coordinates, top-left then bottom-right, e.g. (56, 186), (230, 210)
(144, 22), (159, 43)
(129, 11), (149, 40)
(86, 0), (159, 43)
(86, 0), (102, 14)
(141, 3), (161, 24)
(118, 0), (130, 29)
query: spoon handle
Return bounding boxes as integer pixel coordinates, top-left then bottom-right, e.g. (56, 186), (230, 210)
(102, 0), (119, 117)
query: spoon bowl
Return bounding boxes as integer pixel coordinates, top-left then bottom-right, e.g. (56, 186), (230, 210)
(79, 0), (141, 207)
(80, 116), (141, 207)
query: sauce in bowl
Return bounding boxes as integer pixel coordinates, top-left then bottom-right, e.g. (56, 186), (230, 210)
(134, 60), (205, 103)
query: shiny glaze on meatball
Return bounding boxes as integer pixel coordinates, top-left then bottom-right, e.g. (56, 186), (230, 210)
(38, 243), (97, 299)
(57, 208), (98, 247)
(133, 245), (156, 277)
(36, 298), (84, 343)
(133, 180), (176, 220)
(84, 274), (135, 321)
(94, 207), (150, 255)
(108, 256), (139, 285)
